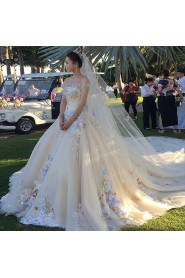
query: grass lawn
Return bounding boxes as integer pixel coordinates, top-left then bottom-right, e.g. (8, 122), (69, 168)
(0, 100), (185, 231)
(108, 95), (143, 105)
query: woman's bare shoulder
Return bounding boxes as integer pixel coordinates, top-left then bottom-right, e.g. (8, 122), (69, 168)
(63, 77), (72, 84)
(81, 76), (90, 84)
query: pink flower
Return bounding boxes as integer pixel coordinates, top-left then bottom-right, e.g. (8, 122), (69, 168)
(159, 90), (163, 94)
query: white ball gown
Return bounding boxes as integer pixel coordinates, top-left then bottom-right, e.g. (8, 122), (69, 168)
(1, 54), (185, 231)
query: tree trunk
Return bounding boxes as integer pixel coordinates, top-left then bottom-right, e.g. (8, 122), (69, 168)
(31, 67), (36, 73)
(115, 65), (123, 91)
(1, 46), (9, 60)
(61, 63), (65, 72)
(0, 46), (11, 75)
(6, 59), (11, 75)
(0, 62), (3, 84)
(16, 47), (25, 74)
(13, 67), (17, 83)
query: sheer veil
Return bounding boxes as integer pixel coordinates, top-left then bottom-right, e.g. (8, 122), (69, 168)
(80, 52), (185, 210)
(81, 52), (159, 157)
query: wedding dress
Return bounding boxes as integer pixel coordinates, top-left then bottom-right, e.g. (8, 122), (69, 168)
(1, 53), (185, 231)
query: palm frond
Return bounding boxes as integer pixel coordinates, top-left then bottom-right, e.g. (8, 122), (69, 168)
(38, 46), (185, 80)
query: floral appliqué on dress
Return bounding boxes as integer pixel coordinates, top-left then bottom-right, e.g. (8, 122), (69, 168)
(63, 84), (88, 161)
(99, 167), (126, 219)
(19, 155), (59, 227)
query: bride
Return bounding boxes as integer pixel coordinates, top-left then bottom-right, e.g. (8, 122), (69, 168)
(1, 49), (185, 231)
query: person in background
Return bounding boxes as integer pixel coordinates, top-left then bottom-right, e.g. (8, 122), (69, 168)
(177, 69), (185, 95)
(113, 81), (119, 98)
(141, 78), (157, 130)
(14, 86), (20, 95)
(122, 80), (140, 120)
(55, 77), (63, 87)
(59, 77), (64, 87)
(157, 69), (183, 134)
(26, 84), (40, 97)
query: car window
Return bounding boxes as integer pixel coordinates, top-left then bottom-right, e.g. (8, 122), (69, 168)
(0, 80), (15, 95)
(14, 79), (54, 99)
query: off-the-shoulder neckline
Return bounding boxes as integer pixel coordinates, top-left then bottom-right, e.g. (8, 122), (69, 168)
(63, 83), (89, 88)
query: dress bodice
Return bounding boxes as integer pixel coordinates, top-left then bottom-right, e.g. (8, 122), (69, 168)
(63, 85), (82, 113)
(62, 83), (89, 121)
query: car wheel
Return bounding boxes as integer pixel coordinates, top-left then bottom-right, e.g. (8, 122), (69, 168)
(15, 118), (34, 134)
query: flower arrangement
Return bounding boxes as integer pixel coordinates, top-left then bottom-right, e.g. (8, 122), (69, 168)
(3, 94), (11, 102)
(0, 98), (8, 108)
(13, 95), (25, 108)
(0, 95), (10, 108)
(152, 83), (158, 90)
(50, 87), (63, 101)
(158, 84), (165, 95)
(14, 94), (25, 102)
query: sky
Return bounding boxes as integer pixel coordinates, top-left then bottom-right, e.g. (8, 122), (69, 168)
(2, 65), (51, 77)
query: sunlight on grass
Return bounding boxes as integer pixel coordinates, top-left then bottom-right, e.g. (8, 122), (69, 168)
(26, 138), (40, 141)
(0, 159), (28, 167)
(108, 96), (143, 106)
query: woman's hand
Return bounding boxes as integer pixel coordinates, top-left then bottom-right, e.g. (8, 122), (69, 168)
(61, 119), (73, 130)
(59, 117), (64, 130)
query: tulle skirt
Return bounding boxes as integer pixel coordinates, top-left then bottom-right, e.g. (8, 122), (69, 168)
(1, 114), (185, 231)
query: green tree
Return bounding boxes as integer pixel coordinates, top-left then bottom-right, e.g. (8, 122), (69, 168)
(39, 46), (185, 88)
(0, 46), (12, 75)
(12, 46), (48, 74)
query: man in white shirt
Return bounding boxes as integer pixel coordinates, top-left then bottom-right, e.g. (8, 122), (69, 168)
(177, 70), (185, 94)
(141, 77), (157, 129)
(26, 84), (40, 97)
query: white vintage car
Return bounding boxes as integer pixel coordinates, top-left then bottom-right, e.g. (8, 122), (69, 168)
(0, 72), (72, 134)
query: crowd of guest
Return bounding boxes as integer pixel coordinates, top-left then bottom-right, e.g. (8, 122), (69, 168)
(154, 69), (184, 133)
(117, 68), (185, 133)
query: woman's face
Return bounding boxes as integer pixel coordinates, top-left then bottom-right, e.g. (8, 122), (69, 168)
(65, 57), (77, 72)
(177, 72), (184, 78)
(148, 81), (154, 87)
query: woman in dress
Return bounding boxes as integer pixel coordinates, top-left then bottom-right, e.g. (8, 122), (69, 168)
(121, 80), (140, 120)
(113, 81), (119, 98)
(1, 50), (185, 231)
(157, 69), (183, 134)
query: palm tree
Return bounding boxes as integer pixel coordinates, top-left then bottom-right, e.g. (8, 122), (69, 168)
(15, 47), (25, 75)
(0, 61), (3, 84)
(39, 46), (185, 88)
(0, 46), (11, 75)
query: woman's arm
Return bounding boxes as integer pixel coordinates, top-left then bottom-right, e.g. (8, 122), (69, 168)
(59, 94), (67, 129)
(176, 88), (183, 99)
(173, 80), (183, 98)
(137, 87), (141, 94)
(61, 80), (89, 130)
